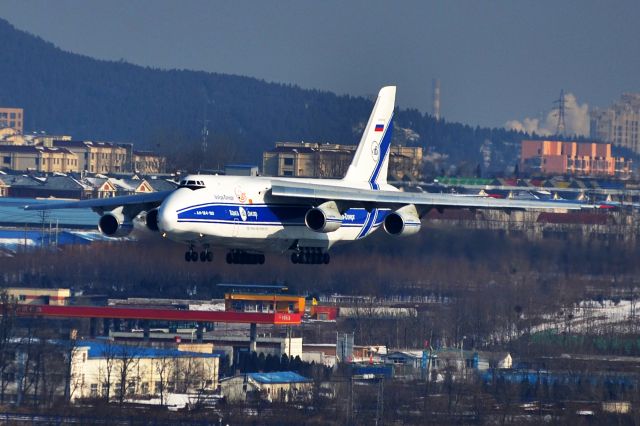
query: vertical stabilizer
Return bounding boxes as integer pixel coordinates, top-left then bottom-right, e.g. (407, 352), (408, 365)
(343, 86), (396, 189)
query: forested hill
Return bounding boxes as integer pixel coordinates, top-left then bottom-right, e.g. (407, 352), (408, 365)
(0, 18), (526, 172)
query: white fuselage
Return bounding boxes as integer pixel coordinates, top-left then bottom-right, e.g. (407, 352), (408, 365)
(156, 174), (397, 253)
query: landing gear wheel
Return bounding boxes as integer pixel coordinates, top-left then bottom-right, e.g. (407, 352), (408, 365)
(323, 252), (330, 264)
(190, 251), (198, 262)
(185, 251), (191, 262)
(200, 251), (207, 262)
(206, 251), (213, 262)
(226, 253), (233, 264)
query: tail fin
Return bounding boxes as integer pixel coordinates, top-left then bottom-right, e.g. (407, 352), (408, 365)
(343, 86), (396, 189)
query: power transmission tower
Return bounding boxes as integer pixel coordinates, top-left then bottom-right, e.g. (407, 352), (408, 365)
(553, 89), (569, 137)
(200, 105), (210, 171)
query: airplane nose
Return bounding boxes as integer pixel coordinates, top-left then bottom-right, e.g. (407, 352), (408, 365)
(157, 204), (175, 233)
(157, 193), (180, 233)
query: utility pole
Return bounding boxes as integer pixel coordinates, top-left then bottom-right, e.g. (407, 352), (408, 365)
(375, 377), (384, 426)
(39, 210), (49, 248)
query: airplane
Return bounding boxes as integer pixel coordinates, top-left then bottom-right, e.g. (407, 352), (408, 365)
(25, 86), (588, 265)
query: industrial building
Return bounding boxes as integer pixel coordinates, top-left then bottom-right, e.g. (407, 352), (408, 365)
(262, 141), (423, 181)
(590, 93), (640, 154)
(220, 371), (312, 403)
(520, 139), (631, 177)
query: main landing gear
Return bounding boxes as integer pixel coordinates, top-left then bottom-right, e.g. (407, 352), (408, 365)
(184, 245), (213, 263)
(291, 248), (330, 265)
(226, 250), (265, 265)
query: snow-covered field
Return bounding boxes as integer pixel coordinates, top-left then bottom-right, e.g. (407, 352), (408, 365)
(530, 299), (640, 335)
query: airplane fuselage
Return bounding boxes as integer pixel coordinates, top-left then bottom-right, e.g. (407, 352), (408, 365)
(157, 174), (397, 253)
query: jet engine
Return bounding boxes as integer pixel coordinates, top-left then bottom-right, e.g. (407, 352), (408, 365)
(305, 201), (342, 233)
(98, 208), (134, 237)
(383, 204), (421, 236)
(144, 208), (159, 232)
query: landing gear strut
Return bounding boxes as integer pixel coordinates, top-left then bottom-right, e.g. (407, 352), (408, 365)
(225, 250), (265, 265)
(291, 248), (330, 265)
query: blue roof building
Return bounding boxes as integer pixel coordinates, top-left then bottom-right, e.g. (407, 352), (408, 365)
(248, 371), (311, 384)
(70, 341), (221, 402)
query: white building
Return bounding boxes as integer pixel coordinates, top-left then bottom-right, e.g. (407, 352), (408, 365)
(70, 341), (220, 402)
(591, 93), (640, 154)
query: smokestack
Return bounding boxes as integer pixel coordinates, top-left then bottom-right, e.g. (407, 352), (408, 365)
(432, 78), (441, 120)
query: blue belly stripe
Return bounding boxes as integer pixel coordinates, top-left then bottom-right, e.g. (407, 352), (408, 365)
(176, 203), (389, 229)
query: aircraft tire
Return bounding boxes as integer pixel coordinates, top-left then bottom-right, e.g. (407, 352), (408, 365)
(226, 253), (233, 264)
(323, 253), (330, 264)
(185, 252), (191, 262)
(191, 252), (198, 262)
(206, 252), (213, 262)
(200, 251), (207, 262)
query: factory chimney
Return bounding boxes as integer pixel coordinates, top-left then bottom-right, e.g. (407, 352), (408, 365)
(432, 78), (441, 120)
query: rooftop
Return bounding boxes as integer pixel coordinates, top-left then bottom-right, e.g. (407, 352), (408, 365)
(248, 371), (311, 384)
(77, 341), (222, 360)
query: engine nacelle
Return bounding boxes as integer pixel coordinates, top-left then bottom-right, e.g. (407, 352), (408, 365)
(383, 204), (421, 236)
(98, 209), (134, 237)
(305, 201), (342, 233)
(145, 208), (159, 232)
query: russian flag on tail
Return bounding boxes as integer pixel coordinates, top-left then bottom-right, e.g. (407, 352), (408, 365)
(375, 124), (384, 132)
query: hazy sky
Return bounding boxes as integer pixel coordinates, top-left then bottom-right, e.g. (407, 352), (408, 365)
(1, 0), (639, 130)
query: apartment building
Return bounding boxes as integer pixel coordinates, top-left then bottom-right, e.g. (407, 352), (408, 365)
(521, 139), (631, 177)
(0, 107), (24, 133)
(0, 145), (79, 173)
(590, 93), (640, 154)
(263, 141), (423, 181)
(133, 150), (166, 174)
(52, 140), (129, 173)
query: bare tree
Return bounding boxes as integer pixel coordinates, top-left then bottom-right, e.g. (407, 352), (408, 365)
(98, 339), (118, 402)
(154, 355), (174, 406)
(0, 291), (16, 404)
(115, 344), (139, 405)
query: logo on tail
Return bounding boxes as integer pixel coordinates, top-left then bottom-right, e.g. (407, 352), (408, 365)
(343, 86), (396, 189)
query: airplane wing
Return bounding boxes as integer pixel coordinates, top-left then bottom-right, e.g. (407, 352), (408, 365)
(270, 181), (590, 212)
(23, 191), (172, 214)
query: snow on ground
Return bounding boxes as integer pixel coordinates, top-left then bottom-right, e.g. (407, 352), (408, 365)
(189, 303), (226, 311)
(530, 299), (639, 335)
(490, 299), (640, 343)
(126, 392), (221, 411)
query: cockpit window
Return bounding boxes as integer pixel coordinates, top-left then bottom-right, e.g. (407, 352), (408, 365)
(179, 179), (206, 190)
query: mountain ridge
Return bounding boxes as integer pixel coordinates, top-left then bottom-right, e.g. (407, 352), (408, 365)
(0, 18), (525, 172)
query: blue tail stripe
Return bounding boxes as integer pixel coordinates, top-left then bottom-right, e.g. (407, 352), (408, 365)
(368, 118), (393, 189)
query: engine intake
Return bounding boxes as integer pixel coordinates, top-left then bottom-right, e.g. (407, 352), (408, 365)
(145, 209), (159, 232)
(305, 201), (342, 233)
(383, 204), (421, 236)
(98, 209), (133, 237)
